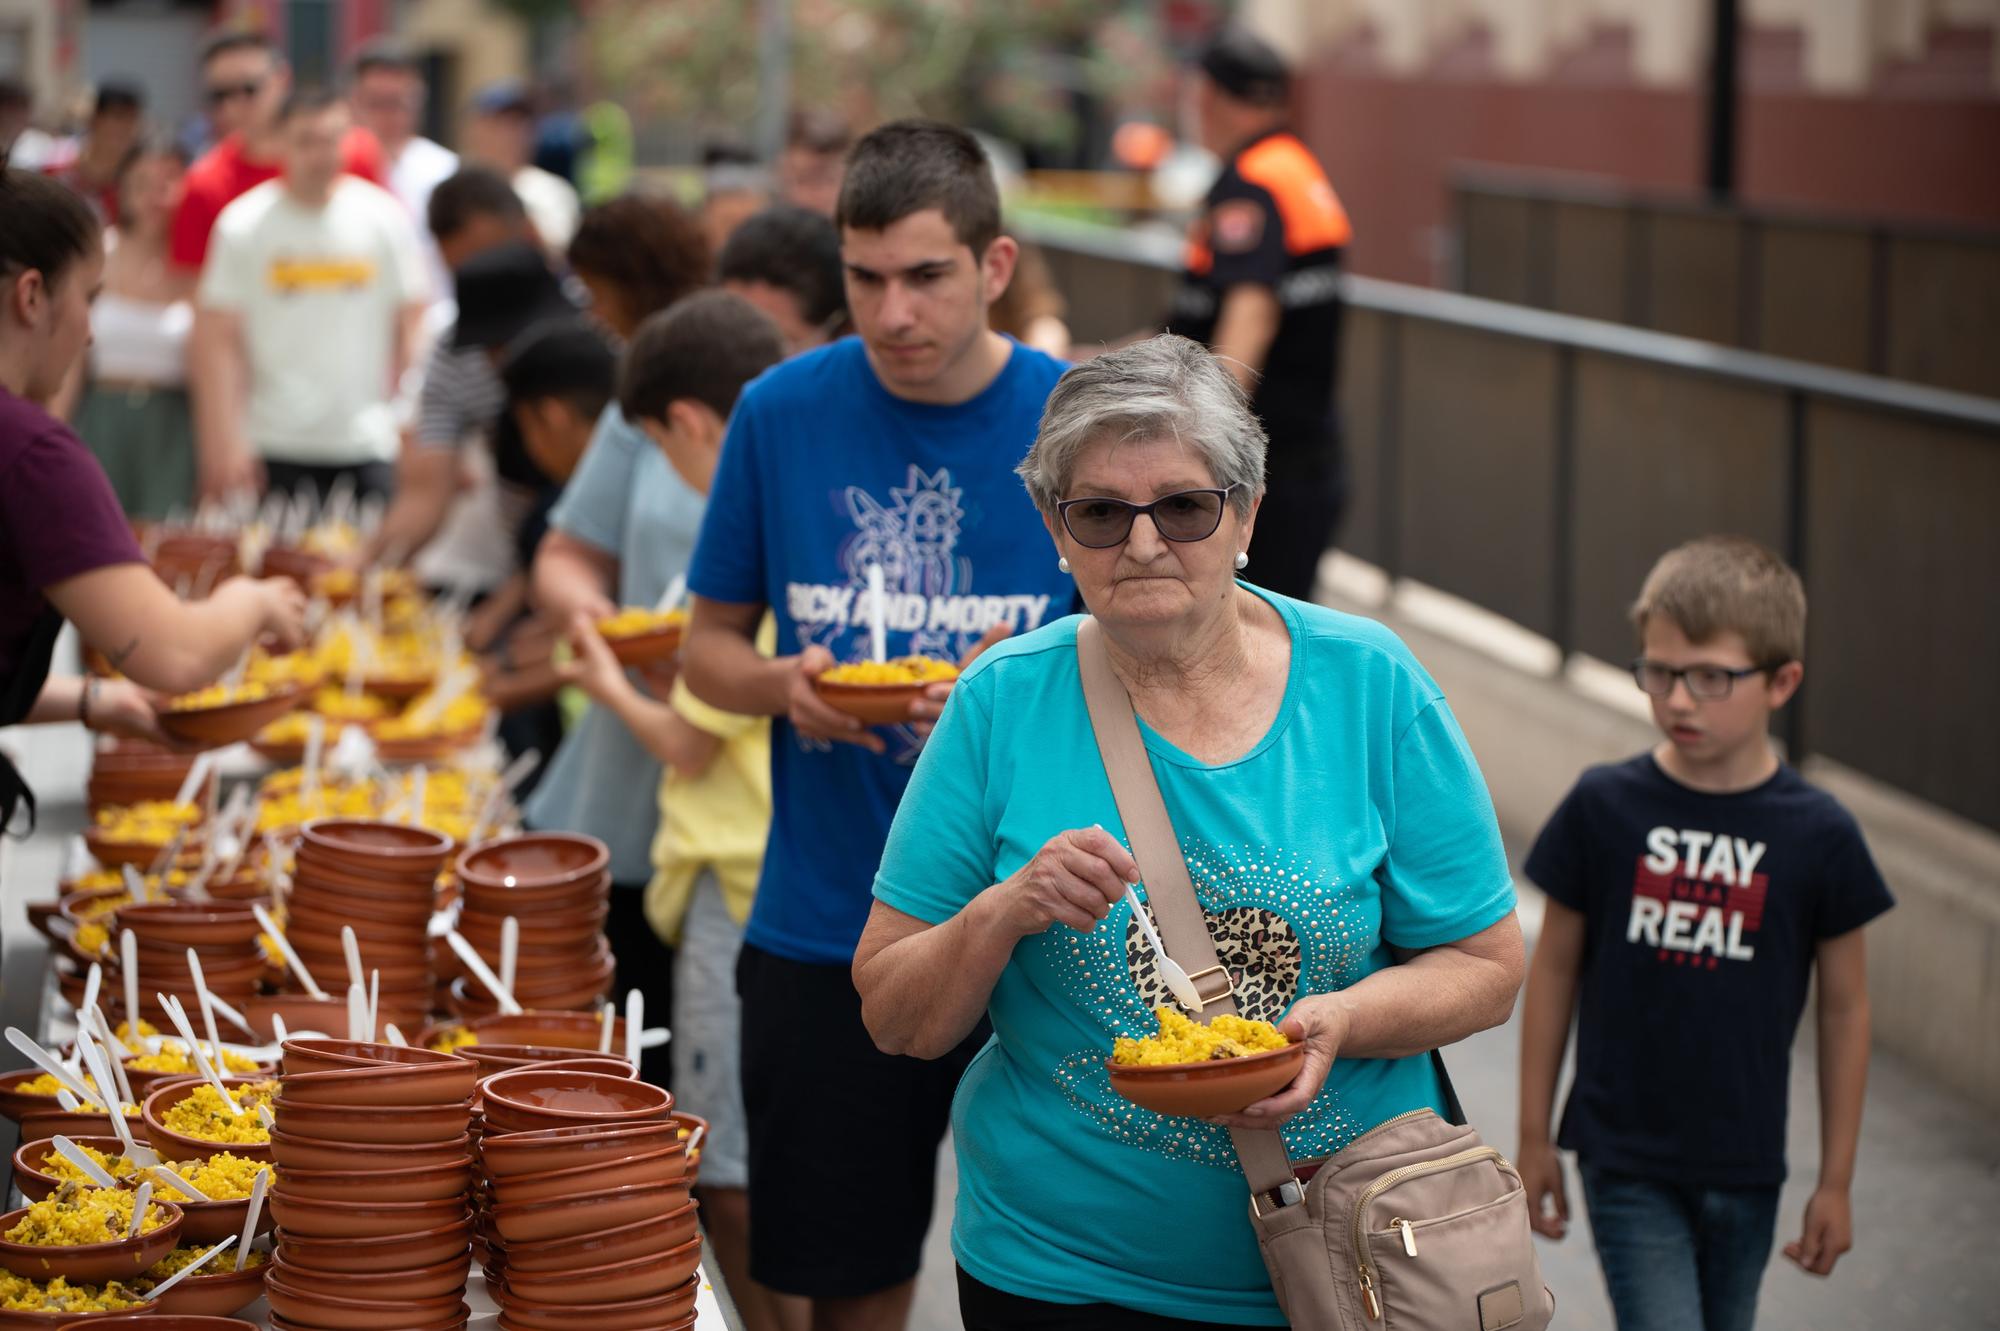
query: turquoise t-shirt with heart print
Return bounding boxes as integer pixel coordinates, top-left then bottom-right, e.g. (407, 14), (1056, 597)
(872, 585), (1516, 1325)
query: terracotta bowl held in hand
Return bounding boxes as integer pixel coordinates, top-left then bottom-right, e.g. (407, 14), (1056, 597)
(264, 1188), (467, 1240)
(0, 1198), (183, 1284)
(491, 1273), (699, 1331)
(268, 1215), (472, 1273)
(1104, 1039), (1306, 1119)
(488, 1178), (692, 1245)
(158, 686), (305, 748)
(146, 1263), (270, 1317)
(600, 622), (682, 668)
(498, 1233), (703, 1306)
(498, 1201), (699, 1275)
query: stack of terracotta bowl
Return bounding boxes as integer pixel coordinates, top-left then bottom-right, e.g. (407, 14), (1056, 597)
(266, 1038), (480, 1331)
(85, 740), (212, 814)
(448, 835), (613, 1019)
(476, 1068), (700, 1330)
(108, 899), (264, 1029)
(280, 819), (454, 1038)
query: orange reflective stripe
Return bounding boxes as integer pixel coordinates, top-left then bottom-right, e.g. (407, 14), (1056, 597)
(1184, 218), (1213, 275)
(1236, 134), (1352, 254)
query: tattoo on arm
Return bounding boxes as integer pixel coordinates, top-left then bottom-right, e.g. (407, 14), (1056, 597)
(107, 637), (141, 670)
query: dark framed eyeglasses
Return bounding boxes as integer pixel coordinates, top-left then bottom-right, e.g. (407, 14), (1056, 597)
(205, 79), (265, 107)
(1056, 484), (1240, 549)
(1631, 658), (1779, 701)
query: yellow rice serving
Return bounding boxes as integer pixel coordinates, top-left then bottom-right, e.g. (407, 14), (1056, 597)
(158, 1080), (277, 1144)
(428, 1027), (477, 1054)
(42, 1145), (265, 1202)
(128, 1042), (260, 1077)
(137, 1242), (266, 1285)
(165, 682), (273, 712)
(11, 1073), (105, 1098)
(4, 1183), (170, 1245)
(820, 656), (960, 686)
(0, 1271), (149, 1310)
(597, 606), (687, 638)
(1111, 1007), (1290, 1067)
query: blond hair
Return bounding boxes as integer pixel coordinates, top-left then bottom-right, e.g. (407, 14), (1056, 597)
(1630, 536), (1805, 665)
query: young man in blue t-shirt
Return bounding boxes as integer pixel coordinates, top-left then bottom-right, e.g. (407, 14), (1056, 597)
(1518, 536), (1894, 1331)
(683, 120), (1075, 1327)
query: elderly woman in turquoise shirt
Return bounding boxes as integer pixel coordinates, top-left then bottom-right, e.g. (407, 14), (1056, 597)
(854, 335), (1526, 1330)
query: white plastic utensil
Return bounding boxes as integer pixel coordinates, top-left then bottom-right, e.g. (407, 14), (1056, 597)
(684, 1122), (706, 1160)
(5, 1028), (102, 1107)
(341, 926), (365, 994)
(500, 916), (519, 996)
(235, 1170), (268, 1269)
(87, 1008), (138, 1111)
(148, 1163), (208, 1202)
(201, 987), (257, 1039)
(80, 964), (102, 1032)
(383, 1023), (407, 1047)
(127, 1181), (152, 1238)
(159, 994), (241, 1115)
(145, 1235), (238, 1299)
(119, 863), (150, 905)
(346, 983), (369, 1043)
(121, 929), (142, 1038)
(652, 572), (687, 613)
(444, 929), (522, 1015)
(270, 1013), (289, 1046)
(866, 563), (888, 663)
(301, 713), (327, 808)
(1122, 884), (1204, 1014)
(50, 1135), (121, 1189)
(149, 825), (189, 877)
(597, 1001), (615, 1054)
(466, 749), (538, 848)
(56, 1088), (81, 1112)
(253, 903), (324, 997)
(72, 1031), (128, 1124)
(187, 948), (226, 1065)
(173, 752), (215, 810)
(367, 969), (380, 1043)
(624, 988), (643, 1072)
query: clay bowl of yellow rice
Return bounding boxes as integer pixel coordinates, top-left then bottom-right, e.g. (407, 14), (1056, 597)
(132, 1244), (269, 1316)
(157, 683), (305, 749)
(0, 1273), (157, 1325)
(9, 1140), (131, 1206)
(141, 1080), (277, 1164)
(594, 607), (686, 667)
(813, 657), (959, 726)
(0, 1187), (183, 1285)
(1105, 1008), (1305, 1119)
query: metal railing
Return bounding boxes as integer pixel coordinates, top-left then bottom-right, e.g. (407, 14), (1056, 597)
(1019, 215), (2000, 833)
(1450, 167), (2000, 400)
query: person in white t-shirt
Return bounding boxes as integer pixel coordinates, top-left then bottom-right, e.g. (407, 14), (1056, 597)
(463, 82), (580, 255)
(349, 40), (458, 318)
(191, 86), (429, 503)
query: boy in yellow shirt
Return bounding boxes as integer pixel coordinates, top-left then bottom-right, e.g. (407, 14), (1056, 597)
(556, 290), (792, 1331)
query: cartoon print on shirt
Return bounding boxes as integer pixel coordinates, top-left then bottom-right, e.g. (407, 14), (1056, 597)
(1625, 825), (1769, 969)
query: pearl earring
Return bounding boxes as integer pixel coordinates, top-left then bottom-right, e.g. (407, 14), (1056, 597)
(1058, 557), (1072, 574)
(1234, 552), (1249, 571)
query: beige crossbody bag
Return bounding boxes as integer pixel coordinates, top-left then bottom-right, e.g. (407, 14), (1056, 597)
(1077, 619), (1554, 1330)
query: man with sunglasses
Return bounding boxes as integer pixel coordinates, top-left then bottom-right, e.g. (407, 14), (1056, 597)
(170, 29), (383, 274)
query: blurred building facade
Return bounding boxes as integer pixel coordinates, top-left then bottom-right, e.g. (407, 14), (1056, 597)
(1243, 0), (2000, 283)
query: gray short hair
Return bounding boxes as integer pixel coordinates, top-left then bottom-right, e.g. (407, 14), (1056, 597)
(1018, 334), (1266, 515)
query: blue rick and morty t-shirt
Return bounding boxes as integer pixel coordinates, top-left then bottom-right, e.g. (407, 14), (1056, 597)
(873, 588), (1516, 1324)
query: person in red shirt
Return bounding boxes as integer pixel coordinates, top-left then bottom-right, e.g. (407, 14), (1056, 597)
(170, 29), (382, 271)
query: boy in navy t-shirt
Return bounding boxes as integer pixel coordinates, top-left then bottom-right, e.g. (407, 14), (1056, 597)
(681, 120), (1075, 1324)
(1518, 536), (1893, 1331)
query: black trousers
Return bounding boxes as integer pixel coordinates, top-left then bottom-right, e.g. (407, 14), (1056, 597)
(1251, 431), (1345, 603)
(604, 884), (675, 1089)
(262, 458), (396, 506)
(958, 1268), (1270, 1331)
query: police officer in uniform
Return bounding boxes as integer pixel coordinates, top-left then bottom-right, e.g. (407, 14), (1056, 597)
(1167, 28), (1352, 602)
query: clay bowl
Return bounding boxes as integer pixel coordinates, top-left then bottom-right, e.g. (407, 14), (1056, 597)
(17, 1107), (139, 1143)
(459, 869), (609, 911)
(359, 673), (436, 703)
(431, 1010), (630, 1053)
(169, 1189), (278, 1246)
(268, 1314), (466, 1331)
(813, 676), (931, 726)
(284, 939), (433, 987)
(141, 1078), (275, 1164)
(488, 1178), (692, 1245)
(271, 1159), (472, 1203)
(456, 834), (609, 891)
(243, 993), (351, 1043)
(0, 1199), (183, 1284)
(287, 883), (436, 928)
(279, 1058), (480, 1108)
(1104, 1040), (1307, 1119)
(280, 1039), (470, 1077)
(113, 901), (261, 951)
(268, 1128), (472, 1174)
(599, 620), (683, 668)
(268, 1249), (469, 1301)
(0, 1071), (83, 1125)
(268, 1214), (473, 1273)
(492, 1273), (698, 1331)
(269, 1096), (471, 1145)
(487, 1145), (687, 1208)
(500, 1201), (699, 1276)
(262, 1272), (465, 1330)
(65, 1318), (255, 1331)
(146, 1264), (270, 1317)
(4, 1302), (159, 1330)
(458, 1044), (634, 1078)
(499, 1231), (702, 1305)
(265, 1189), (467, 1240)
(291, 844), (445, 891)
(10, 1135), (131, 1203)
(83, 829), (202, 871)
(259, 544), (333, 586)
(456, 905), (610, 951)
(298, 820), (454, 877)
(282, 896), (431, 945)
(478, 1070), (670, 1135)
(477, 1122), (682, 1179)
(159, 686), (304, 748)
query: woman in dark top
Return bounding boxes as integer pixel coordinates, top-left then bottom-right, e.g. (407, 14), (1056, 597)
(0, 161), (307, 830)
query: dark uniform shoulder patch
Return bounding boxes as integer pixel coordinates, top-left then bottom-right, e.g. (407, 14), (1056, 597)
(1210, 198), (1266, 254)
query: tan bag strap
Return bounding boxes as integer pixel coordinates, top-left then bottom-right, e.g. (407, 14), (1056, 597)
(1076, 618), (1297, 1198)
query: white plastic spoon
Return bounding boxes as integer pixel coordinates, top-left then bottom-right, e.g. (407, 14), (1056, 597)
(252, 904), (324, 997)
(500, 917), (519, 998)
(383, 1024), (407, 1048)
(624, 989), (643, 1073)
(1122, 884), (1204, 1014)
(235, 1171), (268, 1270)
(86, 1008), (138, 1111)
(270, 1013), (289, 1046)
(148, 1163), (208, 1202)
(144, 1236), (238, 1300)
(653, 572), (687, 614)
(50, 1134), (120, 1189)
(5, 1028), (102, 1107)
(149, 825), (189, 878)
(127, 1181), (152, 1238)
(72, 1032), (129, 1126)
(346, 983), (369, 1043)
(186, 948), (226, 1066)
(866, 563), (888, 663)
(596, 1002), (615, 1054)
(80, 964), (102, 1033)
(121, 929), (142, 1038)
(465, 748), (539, 850)
(367, 970), (380, 1044)
(120, 864), (150, 906)
(341, 926), (365, 996)
(172, 752), (215, 811)
(444, 929), (522, 1015)
(159, 994), (240, 1115)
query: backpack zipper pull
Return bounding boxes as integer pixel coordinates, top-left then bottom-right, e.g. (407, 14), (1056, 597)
(1395, 1217), (1418, 1257)
(1358, 1267), (1382, 1320)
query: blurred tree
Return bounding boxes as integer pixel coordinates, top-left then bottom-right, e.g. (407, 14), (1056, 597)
(583, 0), (1192, 158)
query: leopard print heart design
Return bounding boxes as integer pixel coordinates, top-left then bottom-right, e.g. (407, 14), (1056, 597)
(1124, 901), (1301, 1024)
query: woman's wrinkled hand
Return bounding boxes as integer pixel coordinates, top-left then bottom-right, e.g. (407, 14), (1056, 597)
(984, 827), (1139, 940)
(1209, 994), (1350, 1129)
